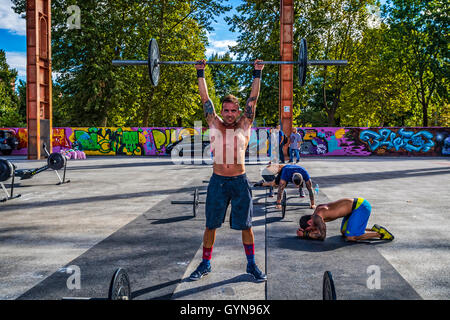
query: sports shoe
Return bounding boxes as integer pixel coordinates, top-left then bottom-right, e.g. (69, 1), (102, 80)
(253, 180), (264, 187)
(189, 261), (211, 281)
(371, 224), (394, 241)
(299, 188), (305, 198)
(246, 263), (267, 282)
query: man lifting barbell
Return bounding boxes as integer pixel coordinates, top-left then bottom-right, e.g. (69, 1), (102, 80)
(188, 59), (267, 283)
(256, 163), (316, 209)
(296, 198), (394, 242)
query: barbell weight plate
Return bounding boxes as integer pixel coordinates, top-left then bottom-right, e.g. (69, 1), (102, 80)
(298, 38), (307, 86)
(0, 158), (13, 182)
(193, 188), (199, 217)
(323, 271), (337, 300)
(47, 152), (66, 171)
(281, 190), (287, 219)
(108, 268), (131, 300)
(148, 39), (161, 86)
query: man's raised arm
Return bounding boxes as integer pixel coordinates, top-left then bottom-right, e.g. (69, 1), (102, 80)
(243, 60), (264, 124)
(195, 59), (217, 125)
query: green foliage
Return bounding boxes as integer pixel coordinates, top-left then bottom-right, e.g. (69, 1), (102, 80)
(0, 50), (24, 127)
(12, 0), (230, 127)
(9, 0), (448, 128)
(225, 0), (281, 126)
(382, 0), (449, 126)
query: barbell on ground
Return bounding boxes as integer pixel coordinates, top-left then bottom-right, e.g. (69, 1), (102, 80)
(62, 268), (131, 300)
(112, 38), (347, 86)
(171, 188), (201, 217)
(171, 188), (310, 219)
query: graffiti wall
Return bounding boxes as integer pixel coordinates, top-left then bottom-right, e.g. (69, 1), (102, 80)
(1, 127), (449, 157)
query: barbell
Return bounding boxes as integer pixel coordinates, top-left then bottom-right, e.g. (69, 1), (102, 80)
(112, 38), (347, 86)
(62, 268), (131, 300)
(171, 188), (310, 219)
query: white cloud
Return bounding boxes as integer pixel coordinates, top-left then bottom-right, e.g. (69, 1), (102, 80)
(0, 0), (26, 36)
(210, 39), (238, 49)
(5, 51), (26, 77)
(206, 37), (238, 57)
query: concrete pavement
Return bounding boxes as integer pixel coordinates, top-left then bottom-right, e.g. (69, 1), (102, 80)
(0, 156), (448, 300)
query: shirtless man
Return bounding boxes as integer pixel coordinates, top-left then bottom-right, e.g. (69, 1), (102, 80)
(296, 198), (394, 242)
(257, 163), (316, 209)
(189, 59), (267, 282)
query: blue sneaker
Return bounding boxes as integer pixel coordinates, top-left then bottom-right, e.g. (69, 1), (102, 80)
(189, 261), (211, 281)
(246, 263), (267, 282)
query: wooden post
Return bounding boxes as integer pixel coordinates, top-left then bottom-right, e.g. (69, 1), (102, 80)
(26, 0), (52, 159)
(279, 0), (294, 158)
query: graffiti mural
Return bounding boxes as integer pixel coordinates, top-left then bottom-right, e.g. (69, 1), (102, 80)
(359, 128), (435, 153)
(1, 127), (449, 157)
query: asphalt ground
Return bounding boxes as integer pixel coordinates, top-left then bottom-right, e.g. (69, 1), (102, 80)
(0, 156), (449, 300)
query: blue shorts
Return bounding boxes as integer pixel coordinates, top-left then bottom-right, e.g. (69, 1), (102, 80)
(205, 173), (253, 230)
(341, 198), (372, 237)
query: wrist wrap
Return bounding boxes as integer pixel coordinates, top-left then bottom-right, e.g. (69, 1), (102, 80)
(197, 69), (205, 78)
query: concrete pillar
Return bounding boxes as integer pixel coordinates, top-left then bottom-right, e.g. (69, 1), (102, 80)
(26, 0), (52, 159)
(279, 0), (293, 157)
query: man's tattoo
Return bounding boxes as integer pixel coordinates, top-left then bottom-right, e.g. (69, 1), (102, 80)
(308, 188), (314, 201)
(277, 183), (286, 203)
(312, 215), (326, 240)
(203, 99), (215, 118)
(244, 97), (257, 119)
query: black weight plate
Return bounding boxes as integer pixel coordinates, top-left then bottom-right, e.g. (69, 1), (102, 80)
(281, 190), (287, 219)
(323, 271), (337, 300)
(0, 158), (14, 182)
(193, 188), (199, 217)
(148, 39), (160, 86)
(298, 38), (307, 86)
(47, 152), (66, 170)
(108, 268), (131, 300)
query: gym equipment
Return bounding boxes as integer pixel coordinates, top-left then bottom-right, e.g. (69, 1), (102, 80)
(62, 268), (131, 300)
(171, 187), (312, 219)
(0, 160), (20, 203)
(171, 188), (201, 217)
(112, 38), (347, 86)
(0, 144), (70, 184)
(202, 179), (275, 196)
(0, 145), (70, 202)
(323, 271), (337, 300)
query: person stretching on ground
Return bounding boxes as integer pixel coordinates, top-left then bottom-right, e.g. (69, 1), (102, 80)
(256, 163), (316, 209)
(296, 198), (394, 242)
(188, 59), (267, 282)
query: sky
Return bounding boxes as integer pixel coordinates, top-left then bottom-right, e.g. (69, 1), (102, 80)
(0, 0), (243, 84)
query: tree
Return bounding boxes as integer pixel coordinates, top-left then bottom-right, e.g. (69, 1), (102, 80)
(12, 0), (231, 127)
(225, 0), (383, 127)
(0, 50), (23, 127)
(382, 0), (449, 126)
(225, 0), (283, 126)
(338, 25), (416, 127)
(208, 52), (241, 99)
